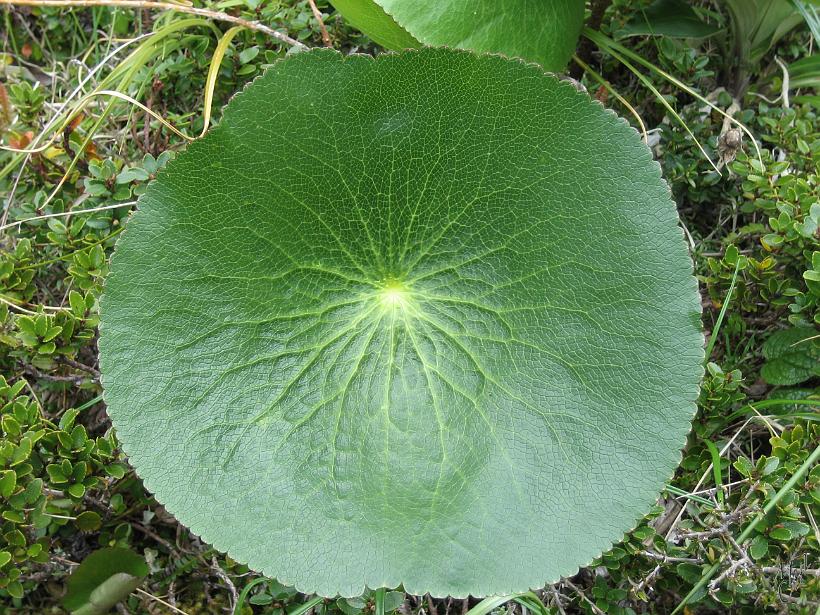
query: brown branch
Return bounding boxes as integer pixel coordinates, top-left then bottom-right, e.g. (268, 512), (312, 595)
(563, 580), (606, 615)
(569, 0), (611, 79)
(210, 555), (238, 612)
(132, 522), (176, 553)
(23, 364), (89, 385)
(0, 0), (307, 49)
(58, 355), (101, 377)
(307, 0), (331, 47)
(547, 586), (567, 615)
(641, 550), (703, 564)
(761, 566), (820, 577)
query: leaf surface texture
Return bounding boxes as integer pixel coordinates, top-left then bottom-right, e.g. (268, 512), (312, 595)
(99, 49), (704, 598)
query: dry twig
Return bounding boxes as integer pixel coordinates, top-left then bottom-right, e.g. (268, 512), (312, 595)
(307, 0), (332, 47)
(0, 0), (307, 49)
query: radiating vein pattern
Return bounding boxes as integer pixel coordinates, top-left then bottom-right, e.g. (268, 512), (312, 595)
(99, 49), (704, 599)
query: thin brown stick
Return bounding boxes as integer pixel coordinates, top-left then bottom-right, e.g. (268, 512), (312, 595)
(307, 0), (331, 47)
(58, 355), (101, 378)
(569, 0), (611, 78)
(134, 588), (191, 615)
(24, 365), (90, 385)
(0, 0), (306, 49)
(563, 580), (606, 615)
(641, 550), (703, 564)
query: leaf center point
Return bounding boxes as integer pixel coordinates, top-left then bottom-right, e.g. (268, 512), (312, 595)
(378, 279), (410, 310)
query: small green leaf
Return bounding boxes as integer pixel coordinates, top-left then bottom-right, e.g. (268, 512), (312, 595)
(68, 483), (86, 499)
(10, 438), (32, 466)
(238, 46), (260, 64)
(769, 526), (792, 541)
(781, 520), (811, 537)
(23, 478), (42, 504)
(733, 456), (753, 478)
(69, 291), (86, 316)
(761, 456), (780, 476)
(9, 379), (26, 398)
(105, 464), (127, 479)
(715, 589), (734, 605)
(0, 471), (16, 498)
(16, 316), (37, 336)
(37, 341), (57, 355)
(1, 415), (20, 438)
(34, 314), (48, 337)
(71, 425), (88, 449)
(47, 464), (69, 484)
(250, 593), (274, 606)
(42, 325), (63, 342)
(4, 529), (26, 547)
(676, 563), (703, 584)
(116, 167), (150, 184)
(59, 408), (80, 431)
(76, 511), (103, 532)
(6, 580), (23, 599)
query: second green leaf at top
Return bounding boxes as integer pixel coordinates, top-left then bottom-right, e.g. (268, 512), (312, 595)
(330, 0), (585, 71)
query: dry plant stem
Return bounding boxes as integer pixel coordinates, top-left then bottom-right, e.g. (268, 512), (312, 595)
(0, 0), (306, 49)
(774, 57), (790, 110)
(563, 580), (606, 615)
(134, 587), (191, 615)
(0, 201), (136, 233)
(307, 0), (332, 47)
(58, 355), (101, 377)
(131, 522), (176, 553)
(24, 364), (89, 385)
(0, 295), (39, 315)
(709, 534), (753, 592)
(664, 416), (757, 541)
(762, 566), (820, 576)
(210, 555), (238, 612)
(547, 586), (567, 615)
(641, 550), (702, 564)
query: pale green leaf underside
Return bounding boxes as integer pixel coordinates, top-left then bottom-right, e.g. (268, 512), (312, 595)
(99, 49), (704, 598)
(330, 0), (584, 72)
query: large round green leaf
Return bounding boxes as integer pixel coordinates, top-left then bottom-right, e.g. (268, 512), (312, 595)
(330, 0), (584, 71)
(99, 48), (703, 598)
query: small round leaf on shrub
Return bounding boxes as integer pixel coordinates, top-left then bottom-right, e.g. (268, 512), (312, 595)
(99, 48), (704, 597)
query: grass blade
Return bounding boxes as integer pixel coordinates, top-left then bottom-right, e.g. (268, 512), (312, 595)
(703, 439), (725, 507)
(584, 28), (763, 167)
(705, 259), (741, 362)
